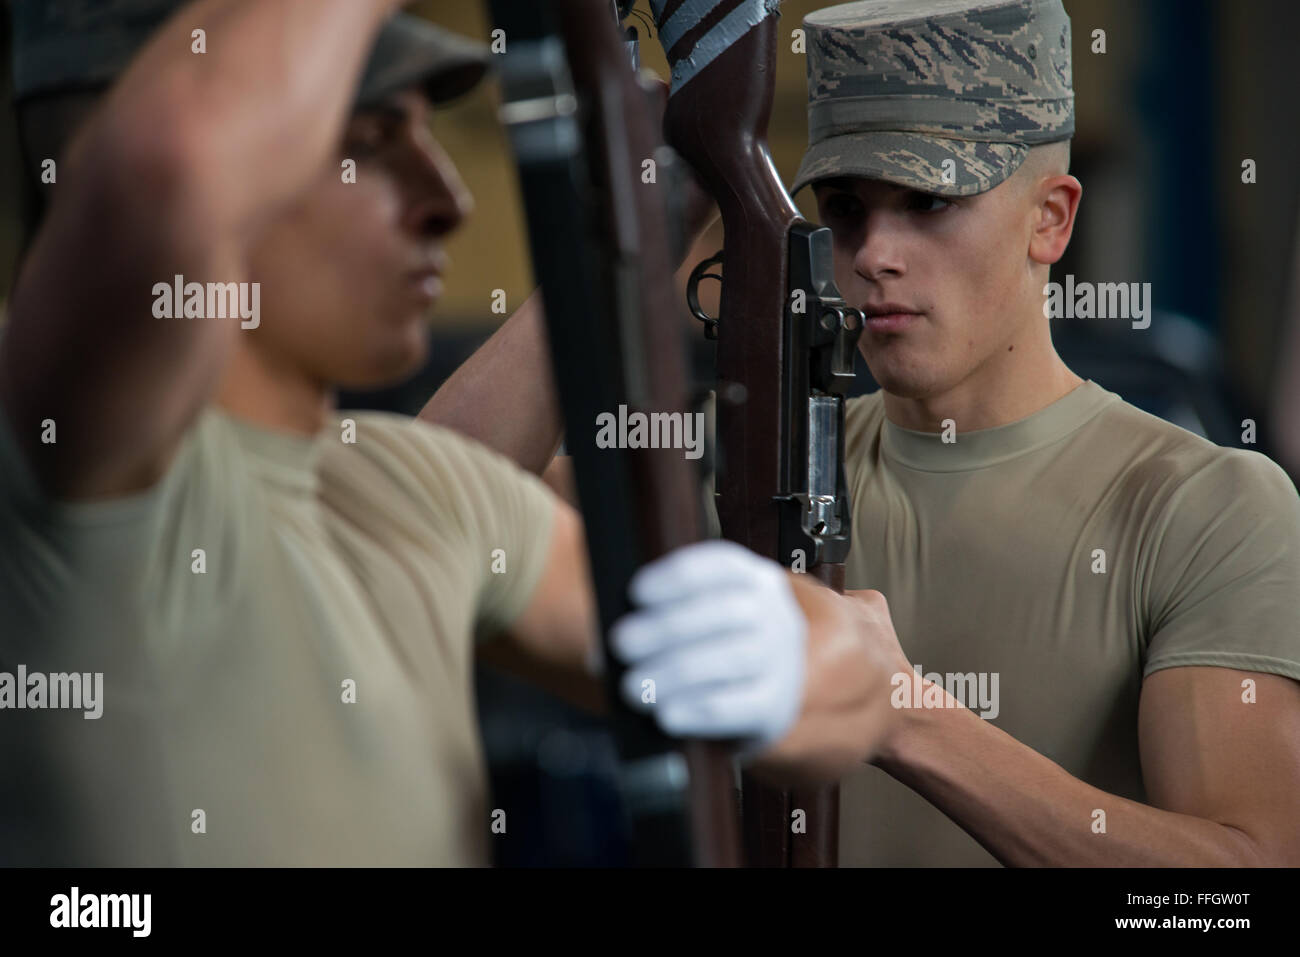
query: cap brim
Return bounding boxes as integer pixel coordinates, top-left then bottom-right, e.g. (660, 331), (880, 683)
(356, 14), (490, 108)
(792, 132), (1029, 198)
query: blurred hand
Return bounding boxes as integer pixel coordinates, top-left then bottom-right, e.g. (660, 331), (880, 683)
(608, 540), (805, 753)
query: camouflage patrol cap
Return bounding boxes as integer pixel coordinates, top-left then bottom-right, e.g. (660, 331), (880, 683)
(10, 0), (489, 108)
(792, 0), (1074, 198)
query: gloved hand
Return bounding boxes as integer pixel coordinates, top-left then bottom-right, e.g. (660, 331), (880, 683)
(606, 539), (807, 757)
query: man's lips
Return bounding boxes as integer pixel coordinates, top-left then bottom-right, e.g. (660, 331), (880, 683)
(862, 303), (922, 332)
(408, 268), (444, 302)
(408, 249), (450, 302)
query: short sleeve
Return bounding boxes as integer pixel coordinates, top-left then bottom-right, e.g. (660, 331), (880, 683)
(843, 392), (876, 461)
(468, 450), (556, 639)
(843, 392), (885, 476)
(401, 423), (558, 642)
(1142, 449), (1300, 681)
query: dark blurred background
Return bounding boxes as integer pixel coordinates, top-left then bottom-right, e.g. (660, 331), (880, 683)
(3, 0), (1298, 864)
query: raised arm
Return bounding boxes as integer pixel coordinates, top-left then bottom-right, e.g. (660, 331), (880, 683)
(0, 0), (405, 499)
(418, 290), (563, 475)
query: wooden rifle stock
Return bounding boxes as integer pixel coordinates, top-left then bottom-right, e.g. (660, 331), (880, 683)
(490, 0), (740, 867)
(647, 2), (864, 867)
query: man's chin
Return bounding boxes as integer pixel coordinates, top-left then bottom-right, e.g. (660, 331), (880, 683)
(863, 356), (950, 400)
(335, 337), (429, 391)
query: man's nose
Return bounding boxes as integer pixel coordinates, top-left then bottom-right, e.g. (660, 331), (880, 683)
(403, 136), (474, 238)
(852, 212), (907, 282)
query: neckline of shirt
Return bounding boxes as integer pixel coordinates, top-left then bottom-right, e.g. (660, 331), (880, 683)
(216, 409), (331, 492)
(880, 380), (1116, 473)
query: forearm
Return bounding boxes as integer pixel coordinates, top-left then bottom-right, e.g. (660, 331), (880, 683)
(750, 577), (898, 786)
(419, 289), (562, 474)
(477, 637), (607, 715)
(100, 0), (403, 236)
(874, 681), (1268, 866)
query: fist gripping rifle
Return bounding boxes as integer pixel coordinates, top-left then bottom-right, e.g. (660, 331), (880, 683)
(643, 0), (864, 868)
(488, 0), (740, 866)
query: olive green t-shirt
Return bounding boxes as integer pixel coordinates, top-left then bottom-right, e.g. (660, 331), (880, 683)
(838, 380), (1300, 866)
(0, 405), (556, 865)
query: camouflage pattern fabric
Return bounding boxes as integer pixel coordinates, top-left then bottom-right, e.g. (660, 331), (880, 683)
(793, 0), (1074, 197)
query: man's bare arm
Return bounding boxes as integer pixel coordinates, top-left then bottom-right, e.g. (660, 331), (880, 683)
(872, 665), (1300, 865)
(0, 0), (404, 499)
(500, 502), (899, 784)
(418, 290), (562, 475)
(479, 499), (604, 712)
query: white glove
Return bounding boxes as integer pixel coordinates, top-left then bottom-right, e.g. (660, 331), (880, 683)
(607, 539), (807, 756)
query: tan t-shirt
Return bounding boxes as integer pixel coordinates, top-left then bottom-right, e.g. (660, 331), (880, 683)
(837, 380), (1300, 866)
(0, 405), (556, 865)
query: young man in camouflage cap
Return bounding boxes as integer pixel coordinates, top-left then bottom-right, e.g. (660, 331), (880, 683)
(0, 0), (903, 865)
(428, 0), (1300, 866)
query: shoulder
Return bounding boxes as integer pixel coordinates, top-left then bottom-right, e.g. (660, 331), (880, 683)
(325, 410), (533, 477)
(1080, 396), (1300, 609)
(1150, 442), (1299, 535)
(845, 390), (886, 429)
(844, 390), (886, 457)
(1086, 391), (1296, 512)
(320, 410), (554, 520)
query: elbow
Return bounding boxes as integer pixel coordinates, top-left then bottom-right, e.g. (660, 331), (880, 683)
(68, 91), (221, 227)
(1217, 822), (1296, 867)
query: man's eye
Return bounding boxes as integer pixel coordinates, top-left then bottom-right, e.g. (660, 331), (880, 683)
(345, 133), (383, 155)
(346, 120), (398, 156)
(823, 194), (862, 220)
(907, 192), (953, 213)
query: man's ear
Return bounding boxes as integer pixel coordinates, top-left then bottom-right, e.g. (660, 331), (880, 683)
(1027, 174), (1082, 266)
